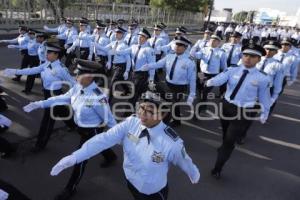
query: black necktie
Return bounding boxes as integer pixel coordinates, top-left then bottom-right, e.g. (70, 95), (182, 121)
(47, 64), (52, 70)
(80, 90), (84, 95)
(152, 37), (157, 48)
(230, 69), (249, 100)
(227, 45), (235, 66)
(169, 56), (178, 80)
(260, 58), (268, 71)
(207, 49), (213, 66)
(133, 45), (141, 70)
(203, 40), (208, 47)
(280, 53), (285, 63)
(128, 34), (132, 46)
(139, 129), (150, 144)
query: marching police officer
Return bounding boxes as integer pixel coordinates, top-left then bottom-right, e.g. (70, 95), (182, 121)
(206, 42), (271, 179)
(0, 26), (29, 82)
(98, 26), (131, 103)
(4, 38), (76, 152)
(67, 20), (92, 60)
(191, 35), (227, 115)
(124, 23), (139, 47)
(142, 36), (196, 127)
(148, 24), (165, 61)
(44, 17), (67, 47)
(23, 58), (118, 200)
(116, 28), (156, 107)
(50, 91), (200, 200)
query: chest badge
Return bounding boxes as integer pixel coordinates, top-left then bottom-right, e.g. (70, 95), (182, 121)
(151, 151), (164, 163)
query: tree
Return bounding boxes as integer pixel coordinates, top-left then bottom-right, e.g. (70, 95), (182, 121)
(233, 11), (248, 23)
(150, 0), (211, 12)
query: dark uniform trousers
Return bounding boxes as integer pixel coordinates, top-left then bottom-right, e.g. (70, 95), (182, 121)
(92, 54), (109, 87)
(58, 39), (66, 48)
(129, 71), (149, 105)
(24, 55), (40, 92)
(269, 76), (287, 114)
(0, 179), (30, 200)
(108, 63), (130, 104)
(197, 73), (217, 113)
(127, 180), (168, 200)
(65, 127), (117, 192)
(154, 54), (164, 82)
(156, 81), (188, 124)
(35, 89), (76, 149)
(64, 43), (75, 68)
(0, 126), (14, 157)
(79, 47), (89, 60)
(15, 49), (30, 80)
(214, 99), (259, 172)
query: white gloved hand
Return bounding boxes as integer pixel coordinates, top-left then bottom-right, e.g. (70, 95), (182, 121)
(66, 48), (72, 54)
(43, 25), (48, 30)
(88, 55), (92, 61)
(259, 114), (267, 124)
(50, 155), (77, 176)
(7, 45), (16, 49)
(23, 102), (42, 113)
(0, 40), (4, 43)
(140, 64), (149, 71)
(0, 189), (9, 200)
(3, 68), (17, 77)
(187, 95), (194, 106)
(190, 171), (200, 184)
(123, 71), (129, 80)
(64, 44), (69, 49)
(0, 114), (12, 127)
(287, 80), (293, 86)
(106, 62), (111, 70)
(148, 80), (156, 91)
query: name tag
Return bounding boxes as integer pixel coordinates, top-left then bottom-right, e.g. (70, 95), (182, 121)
(233, 75), (240, 79)
(127, 133), (139, 144)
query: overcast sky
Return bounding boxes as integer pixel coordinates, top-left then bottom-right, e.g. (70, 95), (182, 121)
(214, 0), (300, 15)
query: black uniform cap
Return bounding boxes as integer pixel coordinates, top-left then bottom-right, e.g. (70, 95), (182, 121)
(74, 58), (103, 75)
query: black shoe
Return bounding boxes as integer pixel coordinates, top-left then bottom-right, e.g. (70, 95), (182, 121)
(211, 168), (221, 180)
(237, 137), (246, 145)
(21, 90), (31, 95)
(169, 120), (181, 128)
(54, 189), (76, 200)
(100, 155), (118, 168)
(30, 146), (44, 153)
(12, 77), (20, 82)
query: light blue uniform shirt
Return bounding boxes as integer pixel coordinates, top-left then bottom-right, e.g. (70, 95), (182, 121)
(44, 24), (67, 35)
(116, 43), (156, 80)
(15, 60), (75, 90)
(70, 31), (92, 49)
(274, 50), (298, 82)
(148, 36), (164, 55)
(90, 33), (111, 56)
(124, 32), (138, 46)
(4, 33), (29, 50)
(221, 43), (242, 66)
(256, 57), (284, 100)
(190, 39), (209, 55)
(39, 82), (116, 128)
(207, 65), (271, 117)
(72, 116), (200, 195)
(38, 41), (47, 62)
(99, 40), (131, 68)
(160, 40), (191, 55)
(160, 31), (170, 45)
(27, 38), (39, 56)
(147, 53), (196, 97)
(194, 47), (228, 74)
(56, 27), (78, 45)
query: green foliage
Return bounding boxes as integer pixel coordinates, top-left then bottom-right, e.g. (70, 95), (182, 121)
(150, 0), (211, 12)
(233, 11), (248, 22)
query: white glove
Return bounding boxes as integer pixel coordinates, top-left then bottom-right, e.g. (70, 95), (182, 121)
(88, 55), (92, 61)
(287, 80), (293, 86)
(50, 155), (77, 176)
(0, 114), (12, 127)
(0, 40), (4, 43)
(259, 114), (267, 124)
(148, 80), (156, 91)
(23, 102), (42, 113)
(106, 62), (111, 70)
(43, 25), (48, 30)
(64, 44), (69, 49)
(187, 96), (194, 106)
(66, 48), (72, 54)
(205, 79), (213, 87)
(190, 171), (200, 184)
(3, 68), (17, 77)
(140, 64), (149, 71)
(0, 189), (9, 200)
(7, 45), (16, 49)
(123, 71), (129, 80)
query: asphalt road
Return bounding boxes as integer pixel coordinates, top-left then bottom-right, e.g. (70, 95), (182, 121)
(0, 37), (299, 200)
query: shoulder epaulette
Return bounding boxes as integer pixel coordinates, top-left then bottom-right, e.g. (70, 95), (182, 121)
(93, 88), (102, 95)
(164, 127), (179, 141)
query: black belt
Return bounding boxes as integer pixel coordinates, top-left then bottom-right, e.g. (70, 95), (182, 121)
(80, 47), (89, 51)
(134, 71), (148, 75)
